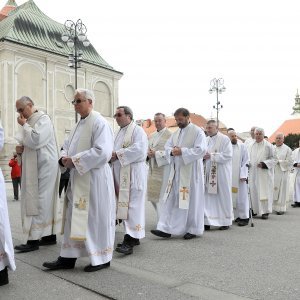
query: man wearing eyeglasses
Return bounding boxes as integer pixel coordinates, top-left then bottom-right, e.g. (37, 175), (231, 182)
(14, 96), (60, 253)
(43, 89), (115, 272)
(111, 106), (148, 255)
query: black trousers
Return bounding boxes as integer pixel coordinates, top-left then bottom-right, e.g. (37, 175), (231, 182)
(12, 177), (21, 200)
(59, 179), (69, 197)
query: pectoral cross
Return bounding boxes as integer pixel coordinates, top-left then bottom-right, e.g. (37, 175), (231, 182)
(180, 187), (189, 200)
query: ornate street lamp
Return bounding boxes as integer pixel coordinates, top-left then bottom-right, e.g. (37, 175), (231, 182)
(61, 19), (90, 122)
(209, 78), (226, 128)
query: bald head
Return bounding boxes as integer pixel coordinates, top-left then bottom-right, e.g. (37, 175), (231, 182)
(228, 130), (238, 144)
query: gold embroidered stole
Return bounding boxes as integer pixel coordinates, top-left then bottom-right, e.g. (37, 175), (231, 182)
(67, 111), (99, 241)
(207, 134), (222, 194)
(22, 111), (45, 216)
(117, 121), (136, 219)
(231, 143), (241, 208)
(162, 124), (197, 209)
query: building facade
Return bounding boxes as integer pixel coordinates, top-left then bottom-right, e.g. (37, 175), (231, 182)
(0, 0), (122, 178)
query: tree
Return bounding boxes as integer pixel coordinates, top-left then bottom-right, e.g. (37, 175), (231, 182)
(284, 133), (300, 150)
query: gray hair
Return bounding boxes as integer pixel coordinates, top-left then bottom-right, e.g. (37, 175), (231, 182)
(17, 96), (34, 106)
(275, 132), (285, 139)
(117, 106), (133, 120)
(75, 89), (96, 105)
(254, 127), (265, 135)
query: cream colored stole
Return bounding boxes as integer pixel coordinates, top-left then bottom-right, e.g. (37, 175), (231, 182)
(117, 121), (136, 219)
(22, 111), (45, 216)
(250, 141), (268, 201)
(207, 134), (222, 194)
(67, 111), (99, 241)
(231, 143), (241, 208)
(149, 128), (166, 172)
(162, 124), (197, 209)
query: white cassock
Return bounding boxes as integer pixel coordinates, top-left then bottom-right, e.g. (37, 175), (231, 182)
(231, 142), (249, 219)
(292, 148), (300, 204)
(204, 132), (233, 226)
(0, 123), (16, 272)
(157, 123), (207, 235)
(248, 140), (276, 215)
(60, 114), (115, 265)
(19, 113), (59, 241)
(273, 144), (293, 212)
(112, 124), (148, 239)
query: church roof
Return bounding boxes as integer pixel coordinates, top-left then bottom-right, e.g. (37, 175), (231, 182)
(0, 0), (121, 73)
(268, 118), (300, 143)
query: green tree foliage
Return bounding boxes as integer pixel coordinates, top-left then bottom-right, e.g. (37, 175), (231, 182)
(284, 133), (300, 150)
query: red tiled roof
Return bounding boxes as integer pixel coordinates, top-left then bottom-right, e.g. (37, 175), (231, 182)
(268, 118), (300, 143)
(0, 5), (16, 21)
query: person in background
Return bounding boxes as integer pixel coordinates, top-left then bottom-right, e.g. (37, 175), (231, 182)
(8, 152), (21, 201)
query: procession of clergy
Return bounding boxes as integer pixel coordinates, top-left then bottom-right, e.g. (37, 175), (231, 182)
(1, 88), (300, 285)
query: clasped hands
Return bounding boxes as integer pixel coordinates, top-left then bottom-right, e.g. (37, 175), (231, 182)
(61, 157), (75, 169)
(171, 146), (182, 156)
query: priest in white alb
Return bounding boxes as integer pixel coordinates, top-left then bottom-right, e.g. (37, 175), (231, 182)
(228, 130), (250, 226)
(0, 120), (16, 286)
(111, 106), (148, 255)
(147, 113), (172, 219)
(43, 89), (115, 272)
(248, 127), (276, 219)
(204, 120), (233, 230)
(244, 126), (256, 151)
(273, 133), (293, 214)
(14, 96), (60, 252)
(151, 108), (207, 240)
(291, 140), (300, 208)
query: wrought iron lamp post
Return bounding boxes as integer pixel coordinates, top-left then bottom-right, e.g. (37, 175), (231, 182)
(209, 78), (226, 128)
(61, 19), (90, 122)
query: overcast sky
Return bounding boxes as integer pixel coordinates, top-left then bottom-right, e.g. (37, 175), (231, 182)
(13, 0), (300, 135)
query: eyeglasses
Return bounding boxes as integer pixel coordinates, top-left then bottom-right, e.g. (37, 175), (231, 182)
(113, 113), (125, 118)
(16, 107), (25, 113)
(72, 99), (86, 105)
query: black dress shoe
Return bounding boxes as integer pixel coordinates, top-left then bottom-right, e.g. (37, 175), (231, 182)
(204, 225), (210, 231)
(261, 213), (269, 220)
(219, 226), (229, 230)
(0, 267), (8, 286)
(183, 233), (196, 240)
(15, 240), (39, 252)
(237, 219), (249, 226)
(117, 234), (140, 247)
(39, 234), (57, 246)
(84, 262), (110, 272)
(115, 243), (133, 255)
(276, 211), (284, 215)
(43, 256), (76, 270)
(234, 218), (240, 223)
(291, 202), (300, 208)
(150, 229), (171, 238)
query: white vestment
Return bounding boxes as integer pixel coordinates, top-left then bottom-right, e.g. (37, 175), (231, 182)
(60, 113), (115, 265)
(112, 124), (148, 239)
(248, 140), (276, 215)
(157, 123), (207, 235)
(273, 144), (293, 212)
(292, 148), (300, 203)
(204, 132), (233, 226)
(0, 123), (16, 272)
(232, 142), (249, 219)
(147, 128), (172, 203)
(19, 112), (60, 241)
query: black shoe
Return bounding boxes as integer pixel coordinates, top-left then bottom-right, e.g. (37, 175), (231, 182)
(84, 262), (110, 272)
(204, 225), (210, 231)
(15, 240), (39, 252)
(261, 213), (269, 220)
(115, 243), (133, 255)
(276, 211), (284, 215)
(291, 202), (300, 208)
(117, 235), (140, 247)
(43, 256), (76, 270)
(234, 218), (240, 223)
(39, 234), (57, 246)
(183, 233), (196, 240)
(0, 267), (8, 286)
(219, 226), (229, 230)
(238, 219), (249, 226)
(150, 229), (171, 238)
